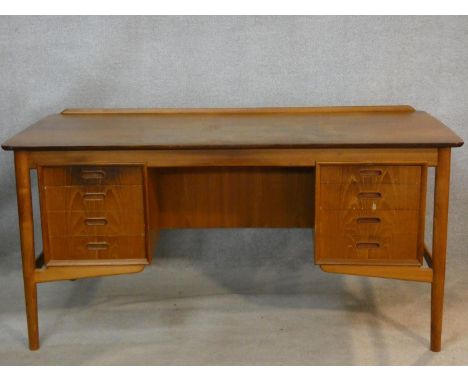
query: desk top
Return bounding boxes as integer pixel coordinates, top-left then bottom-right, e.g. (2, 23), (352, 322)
(2, 105), (463, 151)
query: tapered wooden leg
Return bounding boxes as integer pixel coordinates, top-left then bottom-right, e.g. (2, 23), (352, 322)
(430, 148), (451, 352)
(14, 151), (39, 350)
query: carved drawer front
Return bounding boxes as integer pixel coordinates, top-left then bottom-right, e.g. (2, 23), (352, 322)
(39, 165), (147, 265)
(315, 163), (426, 266)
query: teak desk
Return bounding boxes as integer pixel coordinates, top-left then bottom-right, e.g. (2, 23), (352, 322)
(1, 106), (464, 352)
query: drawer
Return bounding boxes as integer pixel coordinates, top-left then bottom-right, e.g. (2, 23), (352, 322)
(318, 183), (421, 211)
(42, 165), (143, 186)
(43, 185), (144, 211)
(318, 210), (420, 236)
(48, 235), (146, 263)
(316, 232), (418, 265)
(316, 210), (420, 265)
(46, 210), (145, 237)
(320, 164), (421, 184)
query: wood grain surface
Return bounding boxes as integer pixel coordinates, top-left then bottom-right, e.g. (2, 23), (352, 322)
(154, 167), (315, 228)
(26, 148), (440, 167)
(2, 106), (463, 150)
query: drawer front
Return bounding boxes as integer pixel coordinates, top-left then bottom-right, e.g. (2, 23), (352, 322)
(320, 164), (421, 185)
(319, 183), (420, 211)
(43, 165), (143, 186)
(317, 232), (418, 264)
(315, 163), (426, 265)
(43, 185), (144, 211)
(46, 210), (145, 237)
(48, 236), (146, 263)
(318, 210), (419, 237)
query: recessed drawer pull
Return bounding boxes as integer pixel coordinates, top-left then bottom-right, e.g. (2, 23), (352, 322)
(83, 192), (106, 201)
(81, 169), (106, 180)
(86, 242), (109, 250)
(356, 217), (381, 224)
(357, 192), (382, 199)
(359, 169), (383, 176)
(84, 217), (108, 226)
(356, 242), (380, 249)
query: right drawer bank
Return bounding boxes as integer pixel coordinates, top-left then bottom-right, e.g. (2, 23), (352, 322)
(315, 163), (427, 266)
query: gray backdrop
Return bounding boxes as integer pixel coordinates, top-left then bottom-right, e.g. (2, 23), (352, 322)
(0, 16), (467, 365)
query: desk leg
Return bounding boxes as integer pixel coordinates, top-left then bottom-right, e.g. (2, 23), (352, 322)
(14, 151), (39, 350)
(430, 147), (451, 352)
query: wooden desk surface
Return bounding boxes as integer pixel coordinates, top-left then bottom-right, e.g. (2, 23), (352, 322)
(2, 105), (463, 151)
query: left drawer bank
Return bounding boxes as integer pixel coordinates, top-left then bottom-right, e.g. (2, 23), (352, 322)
(38, 165), (148, 266)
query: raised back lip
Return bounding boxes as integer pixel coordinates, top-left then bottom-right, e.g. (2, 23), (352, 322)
(60, 105), (416, 115)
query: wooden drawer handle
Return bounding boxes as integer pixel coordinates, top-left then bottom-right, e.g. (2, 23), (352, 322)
(87, 242), (109, 250)
(359, 169), (383, 176)
(356, 242), (380, 249)
(356, 217), (381, 224)
(83, 192), (106, 201)
(357, 192), (382, 199)
(84, 217), (108, 226)
(81, 169), (106, 180)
